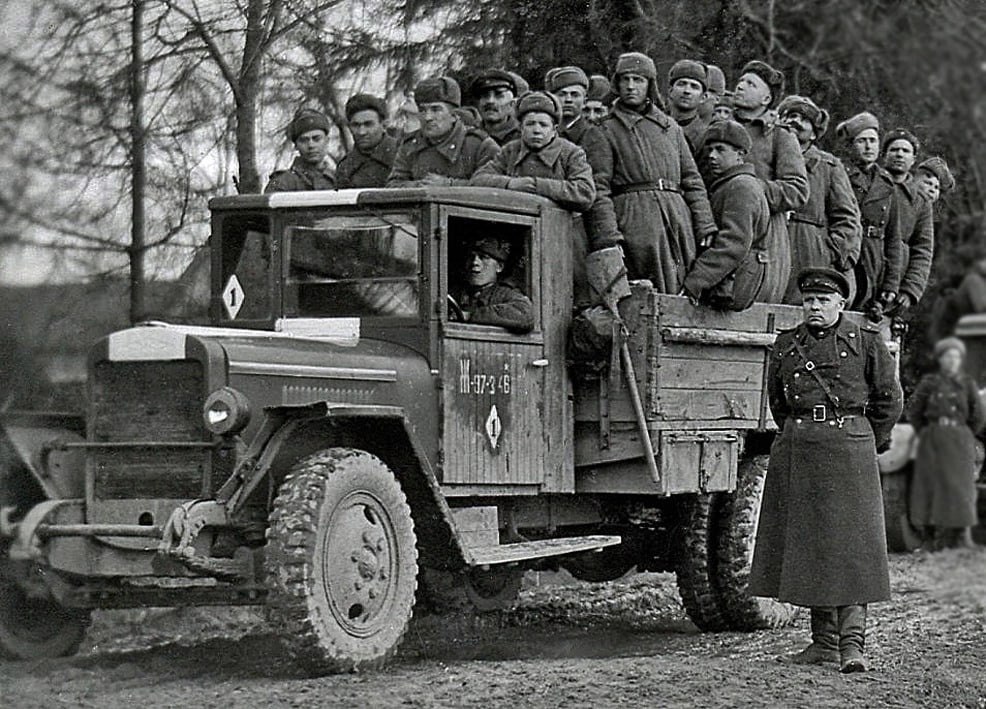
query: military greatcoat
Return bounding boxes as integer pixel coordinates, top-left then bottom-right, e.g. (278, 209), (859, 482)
(895, 175), (935, 306)
(335, 134), (399, 188)
(749, 316), (903, 607)
(907, 372), (985, 528)
(264, 156), (335, 193)
(782, 146), (862, 305)
(735, 111), (810, 302)
(456, 283), (533, 333)
(387, 120), (500, 186)
(594, 100), (717, 294)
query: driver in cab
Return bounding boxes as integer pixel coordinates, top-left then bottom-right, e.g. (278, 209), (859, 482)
(452, 237), (534, 333)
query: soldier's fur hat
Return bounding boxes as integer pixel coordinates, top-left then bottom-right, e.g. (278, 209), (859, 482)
(669, 59), (708, 90)
(704, 119), (752, 153)
(517, 91), (562, 124)
(777, 95), (830, 138)
(740, 60), (785, 108)
(881, 128), (920, 156)
(471, 237), (511, 264)
(916, 156), (956, 193)
(797, 267), (850, 299)
(286, 108), (331, 142)
(612, 52), (665, 109)
(587, 75), (613, 104)
(545, 66), (590, 92)
(705, 64), (726, 96)
(934, 336), (966, 359)
(835, 112), (880, 142)
(345, 93), (387, 121)
(415, 76), (461, 107)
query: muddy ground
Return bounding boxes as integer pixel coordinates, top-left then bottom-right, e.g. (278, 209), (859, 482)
(2, 548), (984, 708)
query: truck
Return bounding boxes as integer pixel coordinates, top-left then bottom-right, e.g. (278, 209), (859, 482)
(2, 187), (829, 672)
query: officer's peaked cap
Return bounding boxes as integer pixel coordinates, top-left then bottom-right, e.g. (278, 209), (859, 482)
(470, 69), (516, 97)
(797, 267), (851, 299)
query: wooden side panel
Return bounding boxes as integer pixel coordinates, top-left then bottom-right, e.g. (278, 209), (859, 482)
(442, 337), (544, 485)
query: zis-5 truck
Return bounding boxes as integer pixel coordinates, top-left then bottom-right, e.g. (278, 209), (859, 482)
(3, 187), (824, 672)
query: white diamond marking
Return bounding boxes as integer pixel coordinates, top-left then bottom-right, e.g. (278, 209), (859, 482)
(485, 404), (501, 449)
(222, 275), (245, 319)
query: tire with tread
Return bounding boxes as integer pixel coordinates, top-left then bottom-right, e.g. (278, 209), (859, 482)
(264, 448), (417, 674)
(716, 455), (799, 630)
(675, 493), (729, 631)
(881, 466), (921, 552)
(0, 580), (91, 660)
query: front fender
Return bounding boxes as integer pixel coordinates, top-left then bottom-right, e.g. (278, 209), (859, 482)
(1, 412), (85, 500)
(878, 423), (915, 474)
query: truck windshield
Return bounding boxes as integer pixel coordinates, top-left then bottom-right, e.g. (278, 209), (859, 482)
(284, 211), (420, 318)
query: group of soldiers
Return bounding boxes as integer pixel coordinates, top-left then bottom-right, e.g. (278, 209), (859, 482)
(266, 54), (955, 325)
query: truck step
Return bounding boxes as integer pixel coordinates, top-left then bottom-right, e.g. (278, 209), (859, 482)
(467, 535), (621, 567)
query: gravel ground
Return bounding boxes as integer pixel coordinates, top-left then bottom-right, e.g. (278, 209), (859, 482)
(2, 547), (984, 708)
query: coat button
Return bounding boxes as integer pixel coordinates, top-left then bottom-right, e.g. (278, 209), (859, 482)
(795, 418), (803, 424)
(841, 351), (848, 358)
(794, 373), (800, 378)
(849, 332), (856, 338)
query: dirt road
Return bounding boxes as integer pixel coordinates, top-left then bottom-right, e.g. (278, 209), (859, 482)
(2, 548), (984, 708)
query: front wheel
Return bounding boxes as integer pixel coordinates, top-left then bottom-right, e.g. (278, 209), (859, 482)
(716, 455), (799, 630)
(265, 448), (418, 674)
(0, 579), (91, 660)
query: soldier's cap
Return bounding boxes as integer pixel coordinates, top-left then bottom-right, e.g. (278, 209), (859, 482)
(415, 76), (461, 107)
(704, 119), (752, 153)
(777, 95), (830, 138)
(470, 237), (511, 263)
(345, 93), (387, 121)
(508, 71), (530, 96)
(587, 74), (613, 103)
(669, 59), (708, 90)
(705, 64), (726, 96)
(740, 60), (785, 107)
(881, 127), (920, 156)
(916, 156), (956, 192)
(797, 267), (851, 299)
(517, 91), (562, 124)
(470, 69), (516, 97)
(613, 52), (657, 81)
(453, 105), (482, 128)
(545, 66), (589, 93)
(933, 336), (966, 358)
(286, 108), (331, 142)
(835, 112), (879, 142)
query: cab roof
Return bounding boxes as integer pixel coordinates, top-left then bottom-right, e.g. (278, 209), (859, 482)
(955, 314), (986, 338)
(209, 186), (554, 217)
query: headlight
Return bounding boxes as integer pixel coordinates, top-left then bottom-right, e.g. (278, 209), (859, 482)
(203, 387), (252, 436)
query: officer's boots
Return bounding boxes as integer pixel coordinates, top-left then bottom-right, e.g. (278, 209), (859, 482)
(778, 607), (839, 664)
(837, 604), (868, 673)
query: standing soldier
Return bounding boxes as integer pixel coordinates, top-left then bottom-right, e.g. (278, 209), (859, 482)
(594, 52), (717, 293)
(584, 75), (612, 124)
(387, 77), (500, 187)
(835, 112), (904, 315)
(913, 156), (955, 204)
(778, 96), (862, 305)
(731, 61), (810, 301)
(750, 267), (902, 673)
(666, 59), (711, 153)
(265, 108), (335, 193)
(697, 64), (727, 121)
(335, 94), (399, 189)
(882, 129), (934, 319)
(470, 69), (521, 147)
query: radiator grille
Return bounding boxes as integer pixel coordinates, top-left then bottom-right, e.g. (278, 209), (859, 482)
(89, 360), (209, 500)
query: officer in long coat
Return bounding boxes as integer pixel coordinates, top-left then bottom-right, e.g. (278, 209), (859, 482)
(682, 120), (770, 310)
(750, 267), (903, 673)
(777, 96), (862, 305)
(387, 77), (500, 186)
(731, 61), (810, 302)
(470, 91), (596, 212)
(593, 52), (717, 294)
(835, 112), (905, 314)
(335, 94), (399, 188)
(265, 108), (336, 193)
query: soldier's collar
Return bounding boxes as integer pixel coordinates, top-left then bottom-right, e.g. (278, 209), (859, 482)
(426, 120), (467, 160)
(514, 136), (563, 168)
(486, 116), (519, 141)
(612, 100), (671, 129)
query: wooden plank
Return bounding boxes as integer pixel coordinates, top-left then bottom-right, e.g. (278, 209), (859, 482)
(660, 358), (763, 390)
(660, 343), (766, 363)
(468, 535), (622, 566)
(657, 388), (761, 422)
(657, 293), (779, 331)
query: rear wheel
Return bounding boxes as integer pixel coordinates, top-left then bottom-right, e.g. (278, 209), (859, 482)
(675, 494), (729, 631)
(716, 455), (799, 630)
(881, 466), (922, 552)
(0, 578), (90, 660)
(418, 566), (523, 613)
(265, 448), (417, 674)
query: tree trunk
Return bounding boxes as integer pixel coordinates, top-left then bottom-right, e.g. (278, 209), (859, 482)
(130, 0), (146, 323)
(234, 0), (265, 194)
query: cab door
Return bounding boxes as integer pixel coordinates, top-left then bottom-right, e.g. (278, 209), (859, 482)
(438, 206), (546, 487)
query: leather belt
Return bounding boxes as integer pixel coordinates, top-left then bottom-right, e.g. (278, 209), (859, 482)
(612, 179), (681, 196)
(936, 417), (961, 427)
(790, 404), (865, 422)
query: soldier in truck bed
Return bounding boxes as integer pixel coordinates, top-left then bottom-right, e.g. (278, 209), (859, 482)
(265, 108), (336, 193)
(452, 238), (534, 333)
(749, 267), (903, 674)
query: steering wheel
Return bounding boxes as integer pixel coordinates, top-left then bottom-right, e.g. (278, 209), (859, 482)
(447, 294), (465, 322)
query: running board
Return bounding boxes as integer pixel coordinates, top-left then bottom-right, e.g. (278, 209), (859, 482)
(466, 535), (622, 567)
